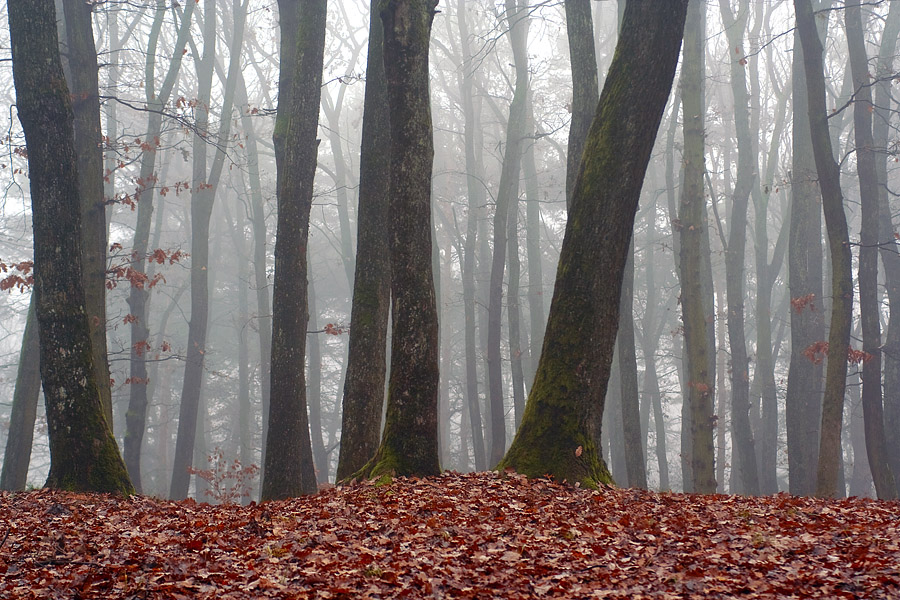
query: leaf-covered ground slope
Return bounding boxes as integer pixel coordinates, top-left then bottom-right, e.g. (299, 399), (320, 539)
(1, 471), (899, 598)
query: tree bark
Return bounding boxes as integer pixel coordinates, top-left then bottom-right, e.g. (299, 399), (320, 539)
(454, 0), (487, 472)
(8, 0), (133, 495)
(719, 0), (759, 495)
(785, 10), (825, 497)
(564, 0), (599, 209)
(845, 0), (897, 500)
(487, 0), (530, 466)
(498, 0), (688, 488)
(353, 0), (441, 480)
(0, 299), (41, 491)
(61, 0), (113, 428)
(619, 243), (646, 488)
(873, 0), (900, 499)
(795, 0), (854, 499)
(678, 0), (716, 494)
(123, 0), (195, 493)
(171, 0), (248, 501)
(336, 0), (392, 482)
(261, 0), (327, 499)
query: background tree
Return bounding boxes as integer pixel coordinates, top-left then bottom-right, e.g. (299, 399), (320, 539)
(678, 0), (717, 494)
(794, 0), (853, 499)
(844, 0), (896, 499)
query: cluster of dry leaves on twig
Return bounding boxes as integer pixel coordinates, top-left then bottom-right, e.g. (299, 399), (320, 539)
(1, 471), (899, 598)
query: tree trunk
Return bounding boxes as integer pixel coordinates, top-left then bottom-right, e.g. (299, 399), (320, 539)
(785, 10), (825, 497)
(845, 0), (897, 499)
(307, 276), (329, 481)
(0, 299), (41, 491)
(619, 243), (646, 489)
(523, 96), (545, 384)
(454, 0), (487, 472)
(564, 0), (599, 209)
(874, 1), (900, 499)
(678, 0), (716, 494)
(8, 0), (132, 495)
(171, 0), (248, 500)
(795, 0), (854, 499)
(234, 70), (272, 483)
(336, 0), (392, 482)
(353, 0), (441, 480)
(261, 0), (327, 500)
(719, 0), (759, 495)
(498, 0), (688, 488)
(61, 0), (113, 428)
(487, 0), (530, 466)
(123, 0), (195, 493)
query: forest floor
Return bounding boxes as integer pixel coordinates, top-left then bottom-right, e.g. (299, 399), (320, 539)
(1, 471), (899, 599)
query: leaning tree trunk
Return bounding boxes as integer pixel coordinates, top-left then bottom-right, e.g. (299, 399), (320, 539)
(498, 0), (688, 488)
(845, 0), (896, 499)
(336, 0), (392, 481)
(8, 0), (133, 495)
(795, 0), (854, 499)
(353, 0), (441, 480)
(261, 0), (327, 500)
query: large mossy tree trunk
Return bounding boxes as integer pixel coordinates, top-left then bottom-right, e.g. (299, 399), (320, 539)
(678, 0), (716, 495)
(261, 0), (327, 500)
(845, 0), (896, 500)
(336, 0), (392, 482)
(61, 0), (113, 428)
(795, 0), (853, 499)
(353, 0), (441, 480)
(719, 0), (759, 495)
(497, 0), (688, 489)
(785, 10), (825, 497)
(0, 299), (41, 491)
(8, 0), (133, 495)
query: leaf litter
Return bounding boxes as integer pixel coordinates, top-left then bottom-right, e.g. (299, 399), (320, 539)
(1, 471), (898, 598)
